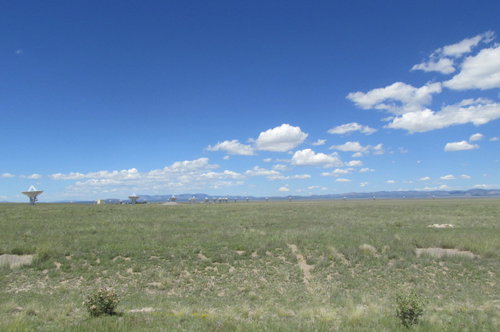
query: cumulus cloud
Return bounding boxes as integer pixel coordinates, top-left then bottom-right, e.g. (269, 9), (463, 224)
(255, 124), (308, 152)
(346, 160), (363, 167)
(411, 58), (456, 74)
(335, 178), (351, 182)
(419, 176), (431, 181)
(327, 122), (376, 135)
(308, 185), (328, 190)
(54, 158), (248, 198)
(411, 31), (494, 74)
(444, 45), (500, 90)
(489, 137), (499, 142)
(360, 182), (369, 187)
(387, 99), (500, 133)
(321, 168), (353, 177)
(386, 180), (396, 184)
(311, 139), (326, 146)
(359, 168), (374, 173)
(469, 133), (484, 141)
(330, 141), (384, 156)
(460, 174), (472, 179)
(1, 173), (15, 178)
(206, 139), (254, 155)
(278, 186), (290, 192)
(441, 31), (494, 57)
(444, 140), (480, 151)
(21, 174), (42, 179)
(440, 174), (456, 180)
(347, 82), (442, 115)
(291, 149), (343, 168)
(245, 166), (280, 177)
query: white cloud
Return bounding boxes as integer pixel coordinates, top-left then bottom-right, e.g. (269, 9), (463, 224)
(308, 185), (328, 190)
(327, 122), (376, 135)
(386, 180), (396, 184)
(347, 82), (442, 114)
(444, 46), (500, 90)
(263, 158), (273, 162)
(440, 174), (456, 180)
(441, 31), (494, 57)
(335, 178), (351, 182)
(207, 140), (254, 156)
(469, 133), (484, 141)
(330, 141), (365, 152)
(444, 140), (479, 152)
(419, 176), (431, 181)
(490, 137), (499, 142)
(346, 160), (363, 167)
(245, 166), (280, 177)
(412, 58), (455, 74)
(278, 186), (290, 192)
(272, 164), (289, 171)
(54, 158), (249, 198)
(474, 184), (494, 189)
(359, 168), (374, 173)
(330, 141), (384, 156)
(255, 124), (308, 152)
(311, 139), (326, 146)
(411, 32), (495, 74)
(460, 174), (471, 179)
(321, 168), (353, 177)
(360, 182), (369, 187)
(1, 173), (15, 178)
(291, 149), (343, 168)
(200, 170), (245, 180)
(387, 99), (500, 133)
(21, 174), (42, 179)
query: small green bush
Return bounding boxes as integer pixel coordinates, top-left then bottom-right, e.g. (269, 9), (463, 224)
(396, 291), (424, 328)
(84, 288), (119, 317)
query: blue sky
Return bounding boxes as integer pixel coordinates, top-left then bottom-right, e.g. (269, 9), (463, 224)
(1, 0), (499, 202)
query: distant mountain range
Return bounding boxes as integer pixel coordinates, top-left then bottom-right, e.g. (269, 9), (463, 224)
(76, 188), (500, 204)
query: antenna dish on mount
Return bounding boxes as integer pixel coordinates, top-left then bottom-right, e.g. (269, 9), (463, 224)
(22, 185), (43, 205)
(128, 193), (140, 204)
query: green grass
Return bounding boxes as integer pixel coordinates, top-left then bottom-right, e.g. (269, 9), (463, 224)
(0, 199), (499, 331)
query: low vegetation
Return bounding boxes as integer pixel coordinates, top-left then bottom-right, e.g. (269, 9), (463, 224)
(0, 199), (498, 331)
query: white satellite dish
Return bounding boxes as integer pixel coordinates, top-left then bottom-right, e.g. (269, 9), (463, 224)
(128, 193), (139, 204)
(22, 185), (43, 205)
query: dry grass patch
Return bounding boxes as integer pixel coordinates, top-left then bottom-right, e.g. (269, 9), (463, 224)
(415, 247), (478, 259)
(0, 254), (34, 268)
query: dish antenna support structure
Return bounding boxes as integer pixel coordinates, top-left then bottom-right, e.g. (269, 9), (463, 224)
(128, 193), (139, 204)
(22, 185), (43, 205)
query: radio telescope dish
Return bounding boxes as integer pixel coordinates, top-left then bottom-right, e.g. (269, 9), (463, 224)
(128, 193), (139, 204)
(22, 185), (43, 205)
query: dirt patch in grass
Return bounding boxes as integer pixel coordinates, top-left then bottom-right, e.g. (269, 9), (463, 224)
(197, 252), (209, 260)
(0, 254), (33, 268)
(427, 224), (455, 228)
(129, 307), (156, 313)
(287, 244), (314, 285)
(112, 256), (131, 262)
(415, 247), (477, 259)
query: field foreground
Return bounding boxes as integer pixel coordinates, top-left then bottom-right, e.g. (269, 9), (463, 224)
(0, 199), (499, 331)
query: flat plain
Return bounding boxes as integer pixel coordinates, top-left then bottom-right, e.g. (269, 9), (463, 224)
(0, 199), (498, 331)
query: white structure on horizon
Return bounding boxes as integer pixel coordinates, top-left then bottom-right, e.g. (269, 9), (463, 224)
(128, 193), (139, 204)
(22, 185), (43, 205)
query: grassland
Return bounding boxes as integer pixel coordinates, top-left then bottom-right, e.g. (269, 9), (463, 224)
(0, 199), (498, 331)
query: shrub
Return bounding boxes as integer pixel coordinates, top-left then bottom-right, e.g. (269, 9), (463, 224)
(84, 287), (120, 317)
(396, 290), (424, 328)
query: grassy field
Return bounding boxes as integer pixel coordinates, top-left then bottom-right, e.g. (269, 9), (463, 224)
(0, 199), (499, 331)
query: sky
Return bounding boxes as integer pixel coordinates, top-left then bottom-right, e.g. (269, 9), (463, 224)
(1, 0), (499, 202)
